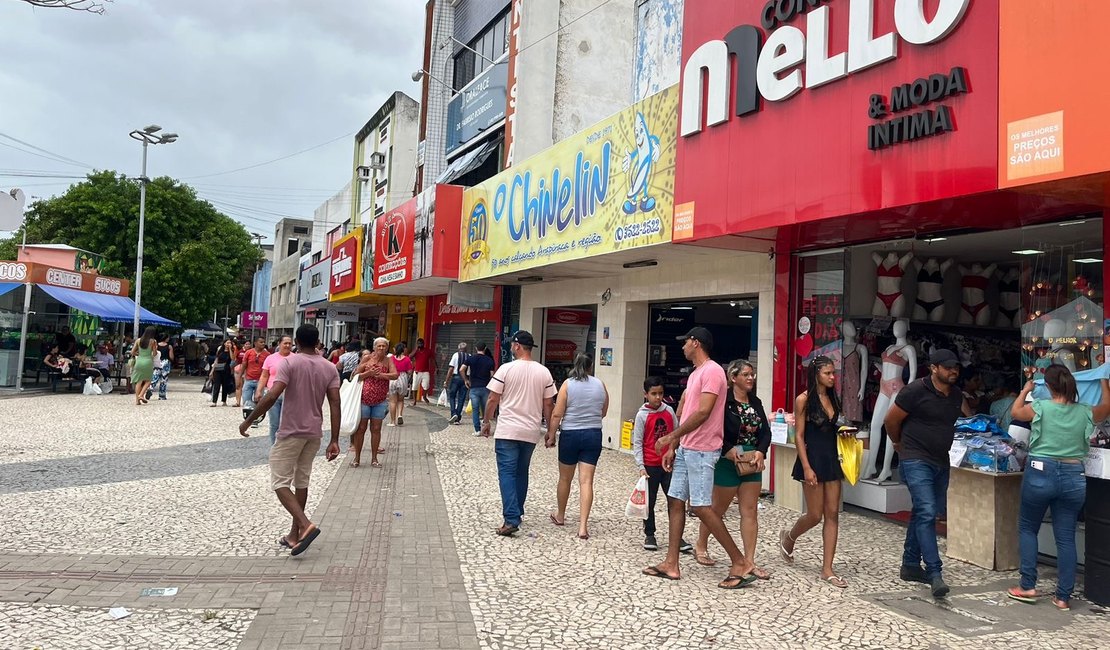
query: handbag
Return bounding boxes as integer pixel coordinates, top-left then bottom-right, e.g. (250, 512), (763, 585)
(213, 362), (227, 372)
(202, 378), (213, 394)
(734, 447), (763, 476)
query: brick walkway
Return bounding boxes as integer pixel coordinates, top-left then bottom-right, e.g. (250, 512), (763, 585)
(0, 407), (477, 650)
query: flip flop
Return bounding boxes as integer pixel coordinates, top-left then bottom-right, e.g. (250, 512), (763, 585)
(290, 524), (321, 556)
(824, 575), (848, 588)
(1007, 587), (1039, 604)
(642, 566), (679, 581)
(349, 461), (360, 468)
(578, 533), (589, 540)
(496, 524), (519, 537)
(370, 460), (382, 468)
(549, 514), (565, 526)
(752, 567), (772, 580)
(278, 536), (292, 549)
(718, 574), (758, 589)
(779, 529), (795, 564)
(695, 551), (717, 567)
(1052, 598), (1070, 611)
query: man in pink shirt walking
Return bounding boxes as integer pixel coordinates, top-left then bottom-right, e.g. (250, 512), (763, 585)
(481, 331), (556, 537)
(643, 327), (755, 588)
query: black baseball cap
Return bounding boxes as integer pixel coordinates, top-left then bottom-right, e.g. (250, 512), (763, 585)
(677, 326), (713, 352)
(929, 349), (960, 368)
(510, 330), (536, 349)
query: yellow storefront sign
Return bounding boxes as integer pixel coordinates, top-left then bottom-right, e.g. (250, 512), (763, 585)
(460, 86), (678, 282)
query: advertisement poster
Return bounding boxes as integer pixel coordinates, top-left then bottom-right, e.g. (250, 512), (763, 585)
(545, 308), (593, 363)
(329, 227), (363, 301)
(460, 85), (678, 282)
(240, 311), (268, 329)
(374, 200), (416, 288)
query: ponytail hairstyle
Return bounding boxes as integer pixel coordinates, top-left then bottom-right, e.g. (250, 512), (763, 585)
(805, 355), (840, 422)
(1043, 364), (1079, 404)
(569, 353), (593, 381)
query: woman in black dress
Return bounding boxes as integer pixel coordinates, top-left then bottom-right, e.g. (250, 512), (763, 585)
(780, 356), (849, 588)
(208, 340), (236, 407)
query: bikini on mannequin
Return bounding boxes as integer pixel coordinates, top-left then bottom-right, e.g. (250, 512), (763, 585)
(865, 319), (916, 483)
(912, 257), (954, 322)
(1043, 318), (1077, 372)
(996, 267), (1022, 328)
(957, 263), (998, 325)
(872, 251), (915, 318)
(840, 321), (869, 423)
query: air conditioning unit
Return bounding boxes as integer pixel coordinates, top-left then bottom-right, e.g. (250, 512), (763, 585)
(357, 165), (372, 182)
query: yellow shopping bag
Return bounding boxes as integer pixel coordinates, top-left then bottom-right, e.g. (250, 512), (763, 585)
(464, 399), (473, 414)
(837, 431), (864, 486)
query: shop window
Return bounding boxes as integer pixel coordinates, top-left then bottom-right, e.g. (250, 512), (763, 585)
(793, 251), (846, 400)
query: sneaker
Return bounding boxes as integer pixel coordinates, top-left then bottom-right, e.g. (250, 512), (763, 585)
(931, 575), (950, 599)
(678, 539), (693, 554)
(900, 565), (929, 584)
(386, 422), (395, 427)
(250, 422), (260, 428)
(643, 535), (659, 551)
(472, 430), (483, 437)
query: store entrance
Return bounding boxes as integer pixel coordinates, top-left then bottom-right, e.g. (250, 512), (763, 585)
(648, 298), (758, 404)
(540, 305), (597, 385)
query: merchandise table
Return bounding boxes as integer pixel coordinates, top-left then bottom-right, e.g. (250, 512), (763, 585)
(946, 466), (1023, 570)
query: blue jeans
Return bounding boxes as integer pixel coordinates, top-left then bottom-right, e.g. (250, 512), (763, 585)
(448, 376), (468, 419)
(901, 459), (950, 578)
(469, 386), (490, 432)
(1019, 457), (1087, 601)
(494, 438), (536, 527)
(268, 393), (283, 445)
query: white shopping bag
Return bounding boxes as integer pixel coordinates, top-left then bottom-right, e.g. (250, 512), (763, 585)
(339, 376), (362, 435)
(625, 476), (649, 520)
(436, 390), (449, 408)
(83, 376), (95, 395)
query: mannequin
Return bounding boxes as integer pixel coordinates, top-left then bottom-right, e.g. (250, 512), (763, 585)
(958, 263), (998, 325)
(1043, 318), (1077, 372)
(996, 267), (1021, 327)
(865, 319), (917, 482)
(912, 257), (954, 322)
(840, 321), (869, 423)
(872, 251), (915, 317)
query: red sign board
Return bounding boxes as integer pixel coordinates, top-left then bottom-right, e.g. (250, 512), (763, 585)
(546, 308), (593, 326)
(675, 0), (998, 239)
(428, 289), (502, 325)
(374, 200), (416, 288)
(240, 311), (268, 329)
(331, 235), (358, 295)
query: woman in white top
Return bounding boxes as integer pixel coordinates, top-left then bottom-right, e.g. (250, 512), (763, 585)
(547, 353), (609, 540)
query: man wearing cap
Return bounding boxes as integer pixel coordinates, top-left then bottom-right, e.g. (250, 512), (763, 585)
(643, 327), (756, 589)
(884, 348), (971, 599)
(481, 331), (557, 537)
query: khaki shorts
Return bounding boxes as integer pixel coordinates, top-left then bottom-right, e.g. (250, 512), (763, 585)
(269, 436), (321, 491)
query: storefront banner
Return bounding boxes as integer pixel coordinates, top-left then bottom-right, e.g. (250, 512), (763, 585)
(240, 311), (268, 329)
(299, 258), (330, 306)
(503, 0), (522, 167)
(330, 228), (364, 301)
(545, 308), (592, 363)
(374, 200), (416, 288)
(446, 59), (508, 157)
(327, 306), (360, 322)
(429, 291), (500, 325)
(460, 85), (678, 282)
(0, 261), (129, 296)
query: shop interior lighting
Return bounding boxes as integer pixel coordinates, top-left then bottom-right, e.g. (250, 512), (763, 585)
(1057, 220), (1087, 227)
(622, 259), (658, 269)
(1011, 249), (1044, 255)
(670, 306), (694, 310)
(738, 314), (753, 319)
(921, 236), (947, 242)
(1074, 258), (1103, 264)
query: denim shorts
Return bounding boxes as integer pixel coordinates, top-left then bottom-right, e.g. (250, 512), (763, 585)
(361, 400), (388, 420)
(557, 428), (602, 466)
(667, 446), (720, 507)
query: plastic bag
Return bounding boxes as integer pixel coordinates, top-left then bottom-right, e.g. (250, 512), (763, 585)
(436, 390), (448, 407)
(91, 380), (102, 395)
(83, 376), (95, 395)
(464, 399), (473, 414)
(201, 379), (213, 394)
(339, 376), (362, 435)
(625, 476), (649, 519)
(837, 434), (864, 486)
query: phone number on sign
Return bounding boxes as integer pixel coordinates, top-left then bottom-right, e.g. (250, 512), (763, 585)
(613, 218), (663, 243)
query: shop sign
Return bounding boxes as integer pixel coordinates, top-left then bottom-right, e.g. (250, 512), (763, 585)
(373, 200), (416, 288)
(446, 59), (508, 157)
(503, 0), (523, 167)
(429, 293), (500, 325)
(460, 85), (678, 282)
(681, 0), (971, 137)
(240, 311), (268, 329)
(0, 261), (28, 281)
(299, 258), (330, 306)
(867, 67), (970, 150)
(330, 228), (364, 300)
(327, 306), (359, 322)
(0, 260), (129, 295)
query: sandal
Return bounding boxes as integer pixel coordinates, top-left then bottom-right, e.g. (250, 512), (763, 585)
(370, 460), (382, 468)
(718, 574), (758, 589)
(1007, 586), (1039, 604)
(779, 529), (795, 563)
(549, 513), (565, 526)
(1052, 598), (1070, 611)
(642, 566), (679, 581)
(349, 461), (360, 468)
(695, 551), (717, 567)
(752, 567), (772, 580)
(823, 575), (848, 588)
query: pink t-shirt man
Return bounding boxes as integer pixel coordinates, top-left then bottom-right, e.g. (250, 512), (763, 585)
(680, 359), (728, 452)
(262, 352), (289, 389)
(272, 353), (340, 440)
(488, 360), (557, 443)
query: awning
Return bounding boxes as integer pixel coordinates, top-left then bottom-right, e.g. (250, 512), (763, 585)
(38, 284), (180, 326)
(436, 137), (502, 185)
(0, 283), (20, 298)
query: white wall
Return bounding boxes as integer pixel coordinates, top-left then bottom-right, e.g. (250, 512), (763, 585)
(520, 249), (776, 450)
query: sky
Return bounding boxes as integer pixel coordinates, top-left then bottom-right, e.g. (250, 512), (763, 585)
(0, 0), (426, 242)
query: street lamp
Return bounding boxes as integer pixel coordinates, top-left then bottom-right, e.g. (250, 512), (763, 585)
(128, 124), (178, 337)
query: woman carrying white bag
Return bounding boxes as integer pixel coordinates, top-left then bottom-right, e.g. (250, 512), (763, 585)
(338, 374), (363, 437)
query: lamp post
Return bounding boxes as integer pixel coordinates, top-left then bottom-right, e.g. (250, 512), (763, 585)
(128, 125), (178, 337)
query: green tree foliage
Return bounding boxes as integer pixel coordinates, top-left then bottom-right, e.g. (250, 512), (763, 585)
(0, 171), (262, 328)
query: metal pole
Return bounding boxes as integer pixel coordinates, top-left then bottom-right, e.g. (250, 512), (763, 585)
(14, 282), (32, 391)
(132, 140), (149, 338)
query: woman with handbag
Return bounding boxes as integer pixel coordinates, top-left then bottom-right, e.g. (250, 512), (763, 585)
(209, 340), (236, 407)
(353, 338), (398, 468)
(780, 355), (850, 588)
(693, 360), (773, 579)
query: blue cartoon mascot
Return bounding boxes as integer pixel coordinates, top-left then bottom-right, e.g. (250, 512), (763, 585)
(622, 112), (661, 214)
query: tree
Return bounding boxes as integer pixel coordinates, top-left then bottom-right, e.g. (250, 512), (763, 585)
(14, 0), (110, 14)
(0, 171), (263, 328)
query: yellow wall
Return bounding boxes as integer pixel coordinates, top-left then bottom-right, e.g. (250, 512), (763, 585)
(380, 296), (427, 348)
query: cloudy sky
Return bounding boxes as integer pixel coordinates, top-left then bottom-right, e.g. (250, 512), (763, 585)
(0, 0), (426, 242)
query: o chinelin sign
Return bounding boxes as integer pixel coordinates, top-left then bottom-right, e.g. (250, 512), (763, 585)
(682, 0), (971, 149)
(460, 85), (678, 282)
